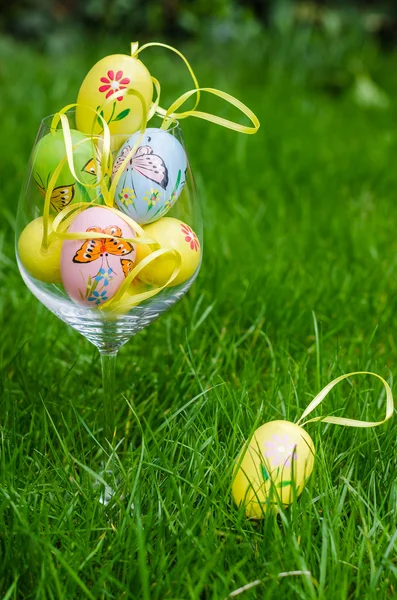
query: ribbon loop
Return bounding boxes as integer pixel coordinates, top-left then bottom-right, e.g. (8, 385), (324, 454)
(132, 41), (201, 114)
(147, 76), (161, 121)
(297, 371), (394, 428)
(162, 87), (260, 134)
(100, 247), (182, 312)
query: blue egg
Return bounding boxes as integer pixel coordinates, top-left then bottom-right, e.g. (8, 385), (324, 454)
(113, 128), (187, 224)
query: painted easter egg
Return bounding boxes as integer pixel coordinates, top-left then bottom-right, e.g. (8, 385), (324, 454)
(113, 128), (187, 224)
(33, 129), (98, 212)
(76, 54), (153, 136)
(18, 215), (63, 283)
(232, 420), (315, 518)
(135, 217), (200, 287)
(60, 206), (136, 307)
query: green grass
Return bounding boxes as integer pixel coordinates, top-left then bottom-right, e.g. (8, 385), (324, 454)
(1, 26), (397, 599)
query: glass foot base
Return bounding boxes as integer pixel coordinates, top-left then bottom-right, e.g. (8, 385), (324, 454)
(94, 464), (135, 510)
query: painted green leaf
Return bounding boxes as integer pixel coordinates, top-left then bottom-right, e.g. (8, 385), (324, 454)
(174, 169), (182, 191)
(277, 480), (292, 488)
(261, 464), (269, 482)
(96, 109), (105, 128)
(113, 108), (131, 122)
(84, 275), (92, 299)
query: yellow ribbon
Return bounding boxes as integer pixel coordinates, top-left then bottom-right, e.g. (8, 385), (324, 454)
(41, 105), (111, 249)
(162, 87), (260, 134)
(100, 247), (182, 312)
(131, 40), (259, 134)
(131, 41), (201, 117)
(297, 371), (394, 428)
(147, 76), (161, 121)
(51, 107), (112, 184)
(50, 202), (155, 246)
(106, 90), (147, 203)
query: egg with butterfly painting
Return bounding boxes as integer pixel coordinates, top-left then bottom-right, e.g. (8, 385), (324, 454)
(232, 420), (315, 518)
(60, 206), (137, 308)
(33, 129), (99, 213)
(113, 128), (187, 225)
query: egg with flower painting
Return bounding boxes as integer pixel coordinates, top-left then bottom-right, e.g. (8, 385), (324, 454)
(33, 129), (99, 213)
(60, 206), (137, 307)
(113, 128), (187, 225)
(135, 217), (200, 287)
(232, 420), (315, 518)
(76, 54), (153, 137)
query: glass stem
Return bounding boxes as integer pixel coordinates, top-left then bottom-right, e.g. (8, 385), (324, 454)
(100, 350), (117, 448)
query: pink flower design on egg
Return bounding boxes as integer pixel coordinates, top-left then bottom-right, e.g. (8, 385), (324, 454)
(181, 224), (199, 252)
(263, 434), (298, 468)
(99, 70), (130, 101)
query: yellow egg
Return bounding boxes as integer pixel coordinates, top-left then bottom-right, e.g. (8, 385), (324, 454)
(76, 54), (153, 136)
(18, 216), (63, 283)
(232, 420), (315, 518)
(136, 218), (201, 287)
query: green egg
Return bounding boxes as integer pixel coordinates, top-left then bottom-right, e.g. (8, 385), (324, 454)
(33, 129), (99, 213)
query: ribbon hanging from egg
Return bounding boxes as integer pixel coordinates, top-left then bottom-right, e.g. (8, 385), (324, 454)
(232, 371), (394, 519)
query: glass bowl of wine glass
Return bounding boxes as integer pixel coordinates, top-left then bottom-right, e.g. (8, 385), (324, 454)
(15, 110), (203, 445)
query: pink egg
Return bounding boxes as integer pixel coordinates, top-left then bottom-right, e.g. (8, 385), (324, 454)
(60, 206), (136, 307)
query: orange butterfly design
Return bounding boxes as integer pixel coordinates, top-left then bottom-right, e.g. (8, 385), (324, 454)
(82, 157), (97, 176)
(73, 226), (133, 264)
(121, 259), (135, 276)
(121, 258), (140, 286)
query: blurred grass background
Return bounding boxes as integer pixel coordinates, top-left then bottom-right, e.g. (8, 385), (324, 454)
(1, 1), (397, 599)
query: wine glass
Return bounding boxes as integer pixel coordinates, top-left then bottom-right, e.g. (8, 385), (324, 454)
(15, 111), (203, 463)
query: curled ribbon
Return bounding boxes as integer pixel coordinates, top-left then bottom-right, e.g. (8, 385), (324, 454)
(131, 41), (259, 134)
(148, 76), (161, 121)
(100, 247), (183, 312)
(162, 87), (260, 134)
(296, 371), (394, 428)
(50, 202), (155, 246)
(131, 41), (201, 117)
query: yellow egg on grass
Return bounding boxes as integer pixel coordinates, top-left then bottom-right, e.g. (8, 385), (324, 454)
(18, 216), (63, 283)
(76, 54), (153, 137)
(232, 420), (315, 518)
(136, 218), (201, 287)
